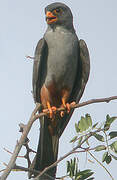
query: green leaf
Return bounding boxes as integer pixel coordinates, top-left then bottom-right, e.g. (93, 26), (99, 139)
(109, 131), (117, 139)
(102, 152), (108, 162)
(70, 136), (77, 143)
(93, 133), (104, 142)
(86, 138), (90, 146)
(85, 135), (90, 146)
(76, 175), (81, 180)
(80, 169), (92, 174)
(95, 145), (106, 152)
(92, 122), (98, 129)
(78, 136), (83, 146)
(85, 114), (92, 127)
(75, 123), (80, 133)
(69, 169), (73, 178)
(111, 154), (117, 160)
(67, 158), (79, 178)
(104, 115), (117, 131)
(78, 116), (89, 132)
(110, 141), (117, 153)
(102, 152), (112, 164)
(106, 155), (112, 164)
(67, 161), (70, 173)
(72, 158), (76, 175)
(76, 169), (94, 180)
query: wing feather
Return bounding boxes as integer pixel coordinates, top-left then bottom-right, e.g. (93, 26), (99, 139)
(33, 38), (48, 103)
(58, 39), (90, 137)
(76, 39), (90, 102)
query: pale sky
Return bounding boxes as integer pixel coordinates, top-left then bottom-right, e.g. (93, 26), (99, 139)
(0, 0), (117, 179)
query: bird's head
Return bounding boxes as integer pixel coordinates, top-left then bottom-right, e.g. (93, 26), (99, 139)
(45, 2), (73, 29)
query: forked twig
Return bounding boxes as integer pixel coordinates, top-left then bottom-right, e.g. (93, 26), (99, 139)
(0, 96), (117, 180)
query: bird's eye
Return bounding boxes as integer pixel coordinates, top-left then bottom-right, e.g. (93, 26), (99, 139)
(53, 8), (62, 14)
(56, 8), (61, 13)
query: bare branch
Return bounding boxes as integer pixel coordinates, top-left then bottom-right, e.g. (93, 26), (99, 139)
(0, 96), (117, 179)
(0, 103), (41, 180)
(13, 165), (55, 180)
(88, 151), (114, 180)
(3, 148), (24, 158)
(34, 128), (104, 179)
(0, 169), (5, 173)
(26, 55), (34, 60)
(35, 96), (117, 120)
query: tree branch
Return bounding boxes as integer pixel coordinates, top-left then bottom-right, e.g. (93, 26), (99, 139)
(0, 96), (117, 180)
(0, 103), (41, 180)
(88, 151), (114, 180)
(13, 165), (55, 180)
(34, 96), (117, 120)
(34, 128), (104, 179)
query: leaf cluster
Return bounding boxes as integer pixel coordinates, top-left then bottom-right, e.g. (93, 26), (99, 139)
(68, 114), (117, 179)
(67, 158), (94, 180)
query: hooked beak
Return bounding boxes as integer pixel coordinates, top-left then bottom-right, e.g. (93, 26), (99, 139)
(46, 11), (57, 24)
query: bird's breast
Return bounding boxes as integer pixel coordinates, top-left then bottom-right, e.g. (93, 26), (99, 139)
(44, 29), (79, 92)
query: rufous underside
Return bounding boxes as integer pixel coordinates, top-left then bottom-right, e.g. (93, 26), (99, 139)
(40, 83), (70, 109)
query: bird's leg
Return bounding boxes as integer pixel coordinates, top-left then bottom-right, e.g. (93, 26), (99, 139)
(41, 85), (57, 118)
(60, 99), (70, 117)
(62, 98), (71, 113)
(45, 101), (56, 118)
(60, 89), (70, 117)
(47, 101), (53, 118)
(60, 99), (76, 117)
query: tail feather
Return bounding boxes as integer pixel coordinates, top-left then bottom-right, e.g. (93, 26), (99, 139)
(34, 116), (59, 179)
(28, 112), (74, 179)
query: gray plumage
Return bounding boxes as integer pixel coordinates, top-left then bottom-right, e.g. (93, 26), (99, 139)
(29, 2), (90, 180)
(44, 27), (78, 98)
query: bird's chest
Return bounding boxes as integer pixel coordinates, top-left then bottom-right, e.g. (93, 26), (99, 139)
(44, 29), (78, 90)
(45, 30), (74, 57)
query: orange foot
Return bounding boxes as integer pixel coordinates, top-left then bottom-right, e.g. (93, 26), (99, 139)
(43, 101), (56, 118)
(60, 98), (70, 117)
(62, 98), (71, 113)
(60, 99), (76, 117)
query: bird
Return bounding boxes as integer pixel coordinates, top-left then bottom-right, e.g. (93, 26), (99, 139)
(29, 2), (90, 180)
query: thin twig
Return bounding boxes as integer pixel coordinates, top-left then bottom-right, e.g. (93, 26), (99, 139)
(0, 103), (41, 180)
(26, 55), (34, 59)
(13, 165), (55, 180)
(0, 170), (5, 173)
(0, 96), (117, 179)
(3, 148), (24, 158)
(103, 131), (110, 155)
(35, 128), (104, 179)
(34, 96), (117, 120)
(56, 175), (69, 179)
(88, 151), (114, 180)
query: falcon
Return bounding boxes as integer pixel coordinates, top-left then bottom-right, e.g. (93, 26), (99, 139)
(31, 2), (90, 179)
